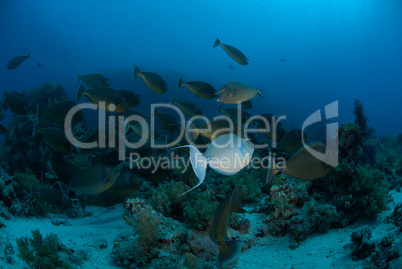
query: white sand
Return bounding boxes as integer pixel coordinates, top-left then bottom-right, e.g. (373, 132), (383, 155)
(1, 190), (401, 268)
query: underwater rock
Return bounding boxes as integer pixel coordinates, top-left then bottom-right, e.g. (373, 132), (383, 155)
(350, 225), (375, 260)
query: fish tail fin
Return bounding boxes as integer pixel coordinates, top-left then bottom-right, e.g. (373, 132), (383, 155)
(133, 65), (140, 80)
(76, 85), (85, 100)
(177, 77), (184, 90)
(265, 165), (278, 185)
(258, 90), (264, 99)
(219, 239), (243, 267)
(213, 38), (221, 47)
(188, 122), (200, 143)
(169, 96), (176, 104)
(171, 145), (207, 196)
(26, 53), (30, 60)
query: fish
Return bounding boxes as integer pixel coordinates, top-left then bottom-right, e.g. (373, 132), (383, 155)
(77, 72), (111, 88)
(35, 127), (72, 154)
(77, 86), (130, 113)
(268, 141), (335, 182)
(217, 104), (250, 124)
(278, 129), (306, 153)
(7, 53), (30, 69)
(39, 185), (73, 210)
(69, 164), (119, 195)
(0, 123), (7, 135)
(118, 90), (141, 107)
(213, 38), (248, 65)
(170, 97), (203, 117)
(177, 78), (216, 99)
(209, 187), (244, 267)
(250, 113), (286, 142)
(4, 91), (29, 115)
(42, 100), (84, 125)
(105, 172), (144, 196)
(217, 82), (263, 104)
(134, 65), (168, 94)
(50, 157), (81, 185)
(189, 119), (243, 142)
(239, 100), (253, 110)
(154, 110), (179, 133)
(173, 134), (254, 195)
(125, 120), (154, 141)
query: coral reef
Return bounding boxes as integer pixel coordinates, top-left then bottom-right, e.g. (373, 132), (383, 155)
(387, 203), (402, 232)
(349, 226), (400, 268)
(353, 99), (375, 139)
(262, 175), (339, 241)
(113, 198), (216, 268)
(148, 180), (218, 230)
(220, 168), (265, 202)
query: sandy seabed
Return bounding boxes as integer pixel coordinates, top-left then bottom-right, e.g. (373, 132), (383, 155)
(1, 191), (401, 269)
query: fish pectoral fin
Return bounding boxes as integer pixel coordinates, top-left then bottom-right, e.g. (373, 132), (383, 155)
(219, 238), (243, 267)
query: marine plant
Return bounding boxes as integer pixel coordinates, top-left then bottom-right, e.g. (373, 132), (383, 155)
(16, 229), (72, 269)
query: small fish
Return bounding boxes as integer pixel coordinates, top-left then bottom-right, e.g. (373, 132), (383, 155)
(37, 62), (41, 68)
(213, 38), (248, 65)
(7, 53), (30, 69)
(42, 100), (84, 125)
(189, 119), (243, 142)
(35, 127), (72, 154)
(105, 172), (144, 196)
(77, 86), (130, 113)
(134, 65), (168, 94)
(173, 134), (254, 196)
(170, 97), (203, 117)
(239, 100), (253, 110)
(118, 90), (141, 107)
(77, 72), (111, 88)
(278, 129), (306, 153)
(268, 141), (334, 182)
(217, 104), (250, 124)
(69, 164), (119, 195)
(209, 187), (244, 267)
(250, 113), (286, 142)
(154, 110), (179, 133)
(50, 157), (81, 185)
(177, 78), (216, 99)
(217, 82), (263, 104)
(4, 91), (29, 115)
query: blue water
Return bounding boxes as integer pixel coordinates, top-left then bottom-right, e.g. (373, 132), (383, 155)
(1, 0), (401, 136)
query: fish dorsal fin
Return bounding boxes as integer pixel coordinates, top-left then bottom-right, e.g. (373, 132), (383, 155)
(171, 145), (207, 196)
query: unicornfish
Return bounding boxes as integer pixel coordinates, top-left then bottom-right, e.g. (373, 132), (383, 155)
(173, 134), (254, 196)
